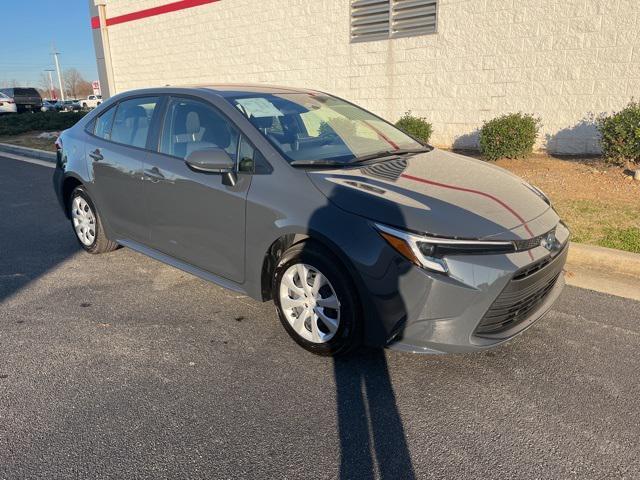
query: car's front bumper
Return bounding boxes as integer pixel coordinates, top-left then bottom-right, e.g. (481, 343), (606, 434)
(385, 222), (570, 354)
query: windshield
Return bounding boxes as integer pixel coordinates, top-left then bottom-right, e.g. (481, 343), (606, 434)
(228, 92), (424, 164)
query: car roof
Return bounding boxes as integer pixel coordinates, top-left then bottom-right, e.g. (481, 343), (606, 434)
(119, 84), (321, 99)
(198, 84), (319, 97)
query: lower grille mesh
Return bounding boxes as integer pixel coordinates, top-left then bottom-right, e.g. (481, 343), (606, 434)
(475, 245), (567, 336)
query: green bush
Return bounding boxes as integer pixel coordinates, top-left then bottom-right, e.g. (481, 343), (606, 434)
(596, 100), (640, 166)
(395, 111), (433, 144)
(0, 111), (87, 136)
(479, 113), (540, 161)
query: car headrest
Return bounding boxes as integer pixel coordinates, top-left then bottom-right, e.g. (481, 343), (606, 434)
(186, 111), (200, 134)
(127, 105), (148, 119)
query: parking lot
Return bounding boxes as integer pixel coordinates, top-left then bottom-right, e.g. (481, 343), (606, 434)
(1, 156), (639, 479)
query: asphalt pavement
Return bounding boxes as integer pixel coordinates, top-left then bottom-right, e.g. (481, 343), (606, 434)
(1, 156), (639, 479)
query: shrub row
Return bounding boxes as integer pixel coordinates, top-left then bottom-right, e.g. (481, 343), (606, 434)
(0, 111), (87, 137)
(395, 101), (640, 165)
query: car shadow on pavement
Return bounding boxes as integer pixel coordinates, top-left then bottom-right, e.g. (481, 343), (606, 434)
(0, 159), (79, 304)
(298, 164), (417, 478)
(334, 349), (415, 479)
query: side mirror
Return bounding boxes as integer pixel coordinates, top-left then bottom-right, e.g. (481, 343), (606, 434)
(185, 147), (238, 186)
(185, 147), (235, 173)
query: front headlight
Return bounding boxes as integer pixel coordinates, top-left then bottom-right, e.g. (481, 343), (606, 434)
(375, 223), (515, 274)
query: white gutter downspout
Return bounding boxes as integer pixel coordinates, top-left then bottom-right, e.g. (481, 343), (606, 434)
(94, 0), (116, 98)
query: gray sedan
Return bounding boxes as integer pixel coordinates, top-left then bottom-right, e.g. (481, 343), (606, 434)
(53, 85), (568, 356)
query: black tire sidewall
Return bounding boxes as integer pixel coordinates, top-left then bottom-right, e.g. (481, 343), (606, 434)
(273, 242), (361, 356)
(69, 186), (100, 253)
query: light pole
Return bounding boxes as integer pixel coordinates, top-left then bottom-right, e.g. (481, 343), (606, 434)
(51, 44), (65, 102)
(44, 69), (56, 99)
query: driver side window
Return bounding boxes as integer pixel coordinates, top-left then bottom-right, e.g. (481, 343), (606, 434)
(160, 98), (239, 161)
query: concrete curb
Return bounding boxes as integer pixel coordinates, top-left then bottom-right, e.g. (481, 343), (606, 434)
(0, 142), (56, 163)
(566, 243), (640, 279)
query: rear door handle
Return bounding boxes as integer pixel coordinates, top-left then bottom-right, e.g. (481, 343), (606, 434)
(144, 166), (165, 183)
(89, 149), (103, 161)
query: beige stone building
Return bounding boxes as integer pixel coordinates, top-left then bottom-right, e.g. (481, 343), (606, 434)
(90, 0), (639, 154)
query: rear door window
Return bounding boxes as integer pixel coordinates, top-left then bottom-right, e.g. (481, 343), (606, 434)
(110, 97), (159, 149)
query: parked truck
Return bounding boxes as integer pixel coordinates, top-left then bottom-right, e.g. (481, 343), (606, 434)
(0, 88), (42, 113)
(81, 94), (102, 109)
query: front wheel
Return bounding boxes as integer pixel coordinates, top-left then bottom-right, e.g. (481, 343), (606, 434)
(69, 186), (118, 254)
(273, 242), (362, 356)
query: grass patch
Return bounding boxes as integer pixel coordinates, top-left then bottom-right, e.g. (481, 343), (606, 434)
(599, 227), (640, 253)
(0, 132), (58, 152)
(551, 199), (640, 253)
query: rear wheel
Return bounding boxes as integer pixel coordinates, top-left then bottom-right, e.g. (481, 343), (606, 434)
(69, 186), (118, 254)
(273, 242), (362, 356)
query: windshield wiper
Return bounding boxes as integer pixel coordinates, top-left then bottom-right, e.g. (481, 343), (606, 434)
(351, 147), (431, 164)
(289, 146), (432, 168)
(290, 159), (347, 167)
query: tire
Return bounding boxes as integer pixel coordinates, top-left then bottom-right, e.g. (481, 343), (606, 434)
(69, 186), (118, 254)
(273, 242), (362, 356)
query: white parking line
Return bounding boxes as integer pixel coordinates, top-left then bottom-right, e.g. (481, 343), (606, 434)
(0, 151), (55, 169)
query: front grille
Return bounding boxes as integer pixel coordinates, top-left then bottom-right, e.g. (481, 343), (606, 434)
(474, 244), (568, 337)
(513, 228), (555, 252)
(513, 255), (553, 280)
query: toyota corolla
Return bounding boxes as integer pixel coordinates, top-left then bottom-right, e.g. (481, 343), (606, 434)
(53, 85), (569, 356)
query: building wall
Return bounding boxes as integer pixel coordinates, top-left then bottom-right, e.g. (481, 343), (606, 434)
(93, 0), (640, 154)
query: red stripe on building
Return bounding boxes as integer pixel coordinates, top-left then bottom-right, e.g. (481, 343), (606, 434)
(400, 173), (535, 237)
(91, 0), (220, 29)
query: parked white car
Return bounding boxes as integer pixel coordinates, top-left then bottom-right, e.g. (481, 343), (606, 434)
(0, 92), (17, 114)
(81, 95), (102, 109)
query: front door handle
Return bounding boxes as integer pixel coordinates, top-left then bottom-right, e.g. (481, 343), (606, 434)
(89, 149), (103, 161)
(144, 166), (165, 183)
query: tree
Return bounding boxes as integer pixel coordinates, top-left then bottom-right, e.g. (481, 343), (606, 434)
(76, 78), (93, 99)
(38, 72), (59, 100)
(0, 79), (20, 88)
(63, 68), (92, 100)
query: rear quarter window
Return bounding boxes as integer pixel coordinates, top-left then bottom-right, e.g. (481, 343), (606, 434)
(94, 106), (117, 140)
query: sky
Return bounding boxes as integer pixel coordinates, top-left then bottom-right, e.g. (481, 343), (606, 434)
(0, 0), (98, 87)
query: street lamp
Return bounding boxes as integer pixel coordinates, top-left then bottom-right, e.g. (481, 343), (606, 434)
(44, 69), (56, 100)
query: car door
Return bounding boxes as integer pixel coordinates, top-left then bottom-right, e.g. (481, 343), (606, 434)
(143, 96), (252, 283)
(87, 96), (160, 243)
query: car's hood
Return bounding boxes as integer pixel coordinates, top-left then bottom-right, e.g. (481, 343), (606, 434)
(306, 149), (551, 240)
